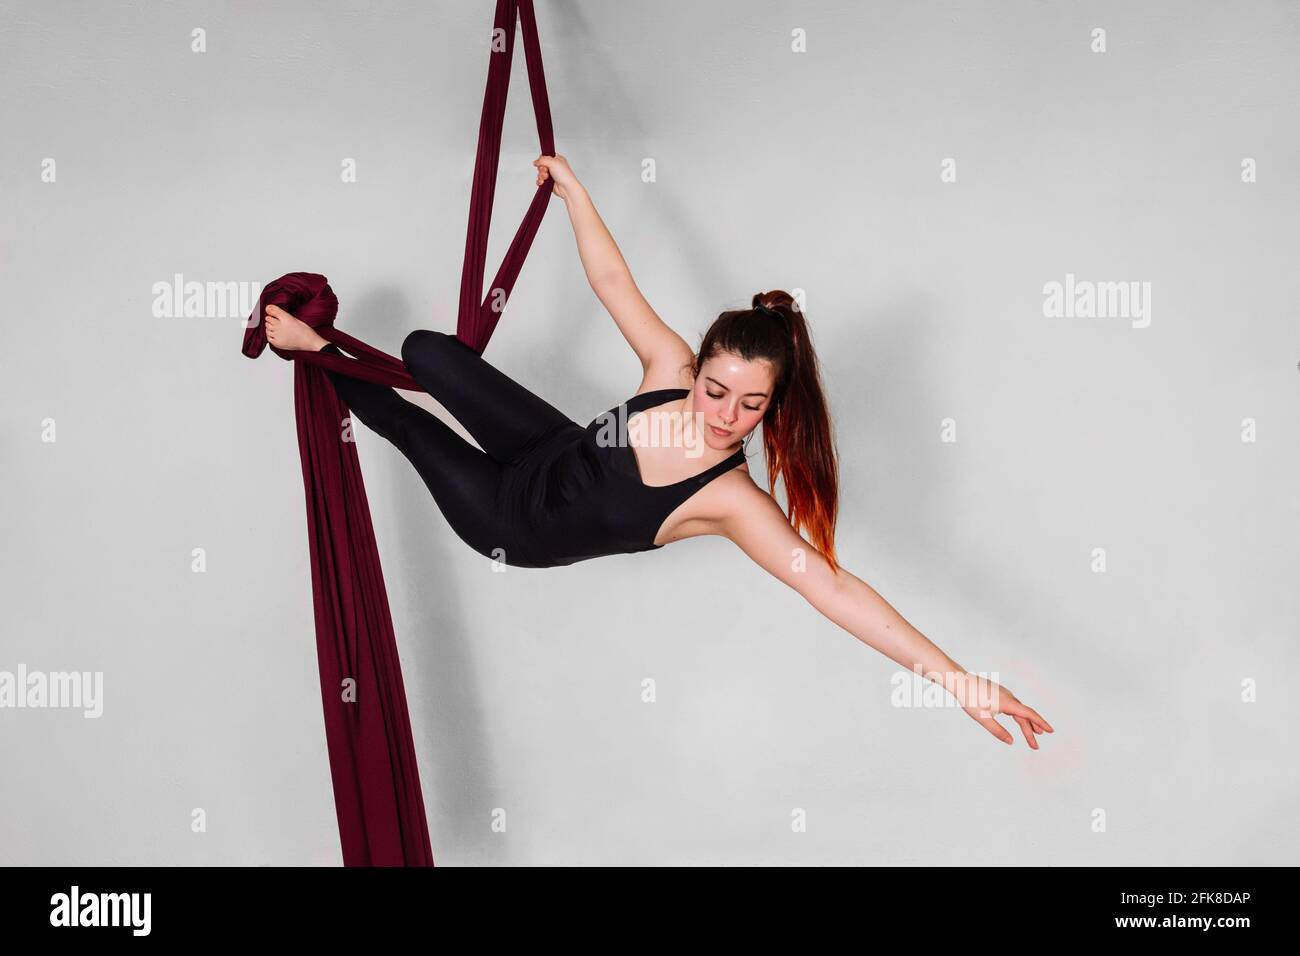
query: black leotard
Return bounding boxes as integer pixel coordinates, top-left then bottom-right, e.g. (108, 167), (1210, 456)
(322, 333), (749, 569)
(507, 389), (748, 566)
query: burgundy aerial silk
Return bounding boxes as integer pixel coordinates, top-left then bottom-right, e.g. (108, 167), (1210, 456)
(239, 0), (555, 866)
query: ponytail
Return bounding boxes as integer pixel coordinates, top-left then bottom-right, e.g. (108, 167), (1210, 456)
(695, 292), (841, 574)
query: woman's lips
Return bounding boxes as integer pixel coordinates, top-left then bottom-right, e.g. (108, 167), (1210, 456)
(710, 425), (731, 437)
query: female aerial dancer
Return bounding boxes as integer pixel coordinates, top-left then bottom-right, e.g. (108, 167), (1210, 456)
(263, 153), (1054, 749)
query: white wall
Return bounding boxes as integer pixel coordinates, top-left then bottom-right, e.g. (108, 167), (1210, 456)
(2, 0), (1296, 865)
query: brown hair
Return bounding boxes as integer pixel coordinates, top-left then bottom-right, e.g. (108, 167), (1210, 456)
(690, 291), (841, 575)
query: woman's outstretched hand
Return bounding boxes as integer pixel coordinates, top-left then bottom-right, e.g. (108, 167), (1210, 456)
(533, 153), (579, 201)
(954, 673), (1054, 748)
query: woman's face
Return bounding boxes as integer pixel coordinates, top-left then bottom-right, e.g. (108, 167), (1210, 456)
(691, 351), (775, 449)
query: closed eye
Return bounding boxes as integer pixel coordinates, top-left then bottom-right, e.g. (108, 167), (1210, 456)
(707, 390), (761, 412)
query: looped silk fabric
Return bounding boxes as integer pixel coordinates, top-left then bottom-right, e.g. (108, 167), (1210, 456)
(239, 0), (555, 866)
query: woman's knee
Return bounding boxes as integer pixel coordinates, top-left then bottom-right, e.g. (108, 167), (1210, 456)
(401, 329), (453, 370)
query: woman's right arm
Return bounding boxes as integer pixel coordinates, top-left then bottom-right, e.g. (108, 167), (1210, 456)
(536, 154), (691, 370)
(716, 484), (1053, 748)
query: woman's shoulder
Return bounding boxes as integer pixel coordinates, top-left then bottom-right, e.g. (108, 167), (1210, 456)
(665, 464), (761, 543)
(686, 461), (763, 530)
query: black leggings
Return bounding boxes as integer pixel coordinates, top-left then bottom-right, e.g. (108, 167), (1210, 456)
(322, 330), (574, 557)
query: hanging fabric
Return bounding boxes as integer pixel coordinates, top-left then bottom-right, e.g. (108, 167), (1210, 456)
(239, 0), (555, 866)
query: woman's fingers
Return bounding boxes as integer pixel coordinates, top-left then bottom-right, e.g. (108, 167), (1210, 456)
(1005, 699), (1053, 733)
(1012, 714), (1039, 749)
(964, 689), (1053, 747)
(977, 712), (1014, 745)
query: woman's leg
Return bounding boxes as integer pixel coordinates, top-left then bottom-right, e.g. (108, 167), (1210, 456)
(400, 330), (575, 465)
(320, 344), (514, 560)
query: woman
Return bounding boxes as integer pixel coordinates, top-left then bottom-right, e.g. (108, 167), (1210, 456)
(263, 153), (1053, 749)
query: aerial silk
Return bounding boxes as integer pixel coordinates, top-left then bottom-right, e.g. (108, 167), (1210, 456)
(239, 0), (555, 866)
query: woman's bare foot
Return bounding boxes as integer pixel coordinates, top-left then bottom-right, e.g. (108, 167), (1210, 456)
(264, 304), (329, 352)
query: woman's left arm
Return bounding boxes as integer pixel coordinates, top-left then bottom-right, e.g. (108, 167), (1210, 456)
(718, 483), (1053, 747)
